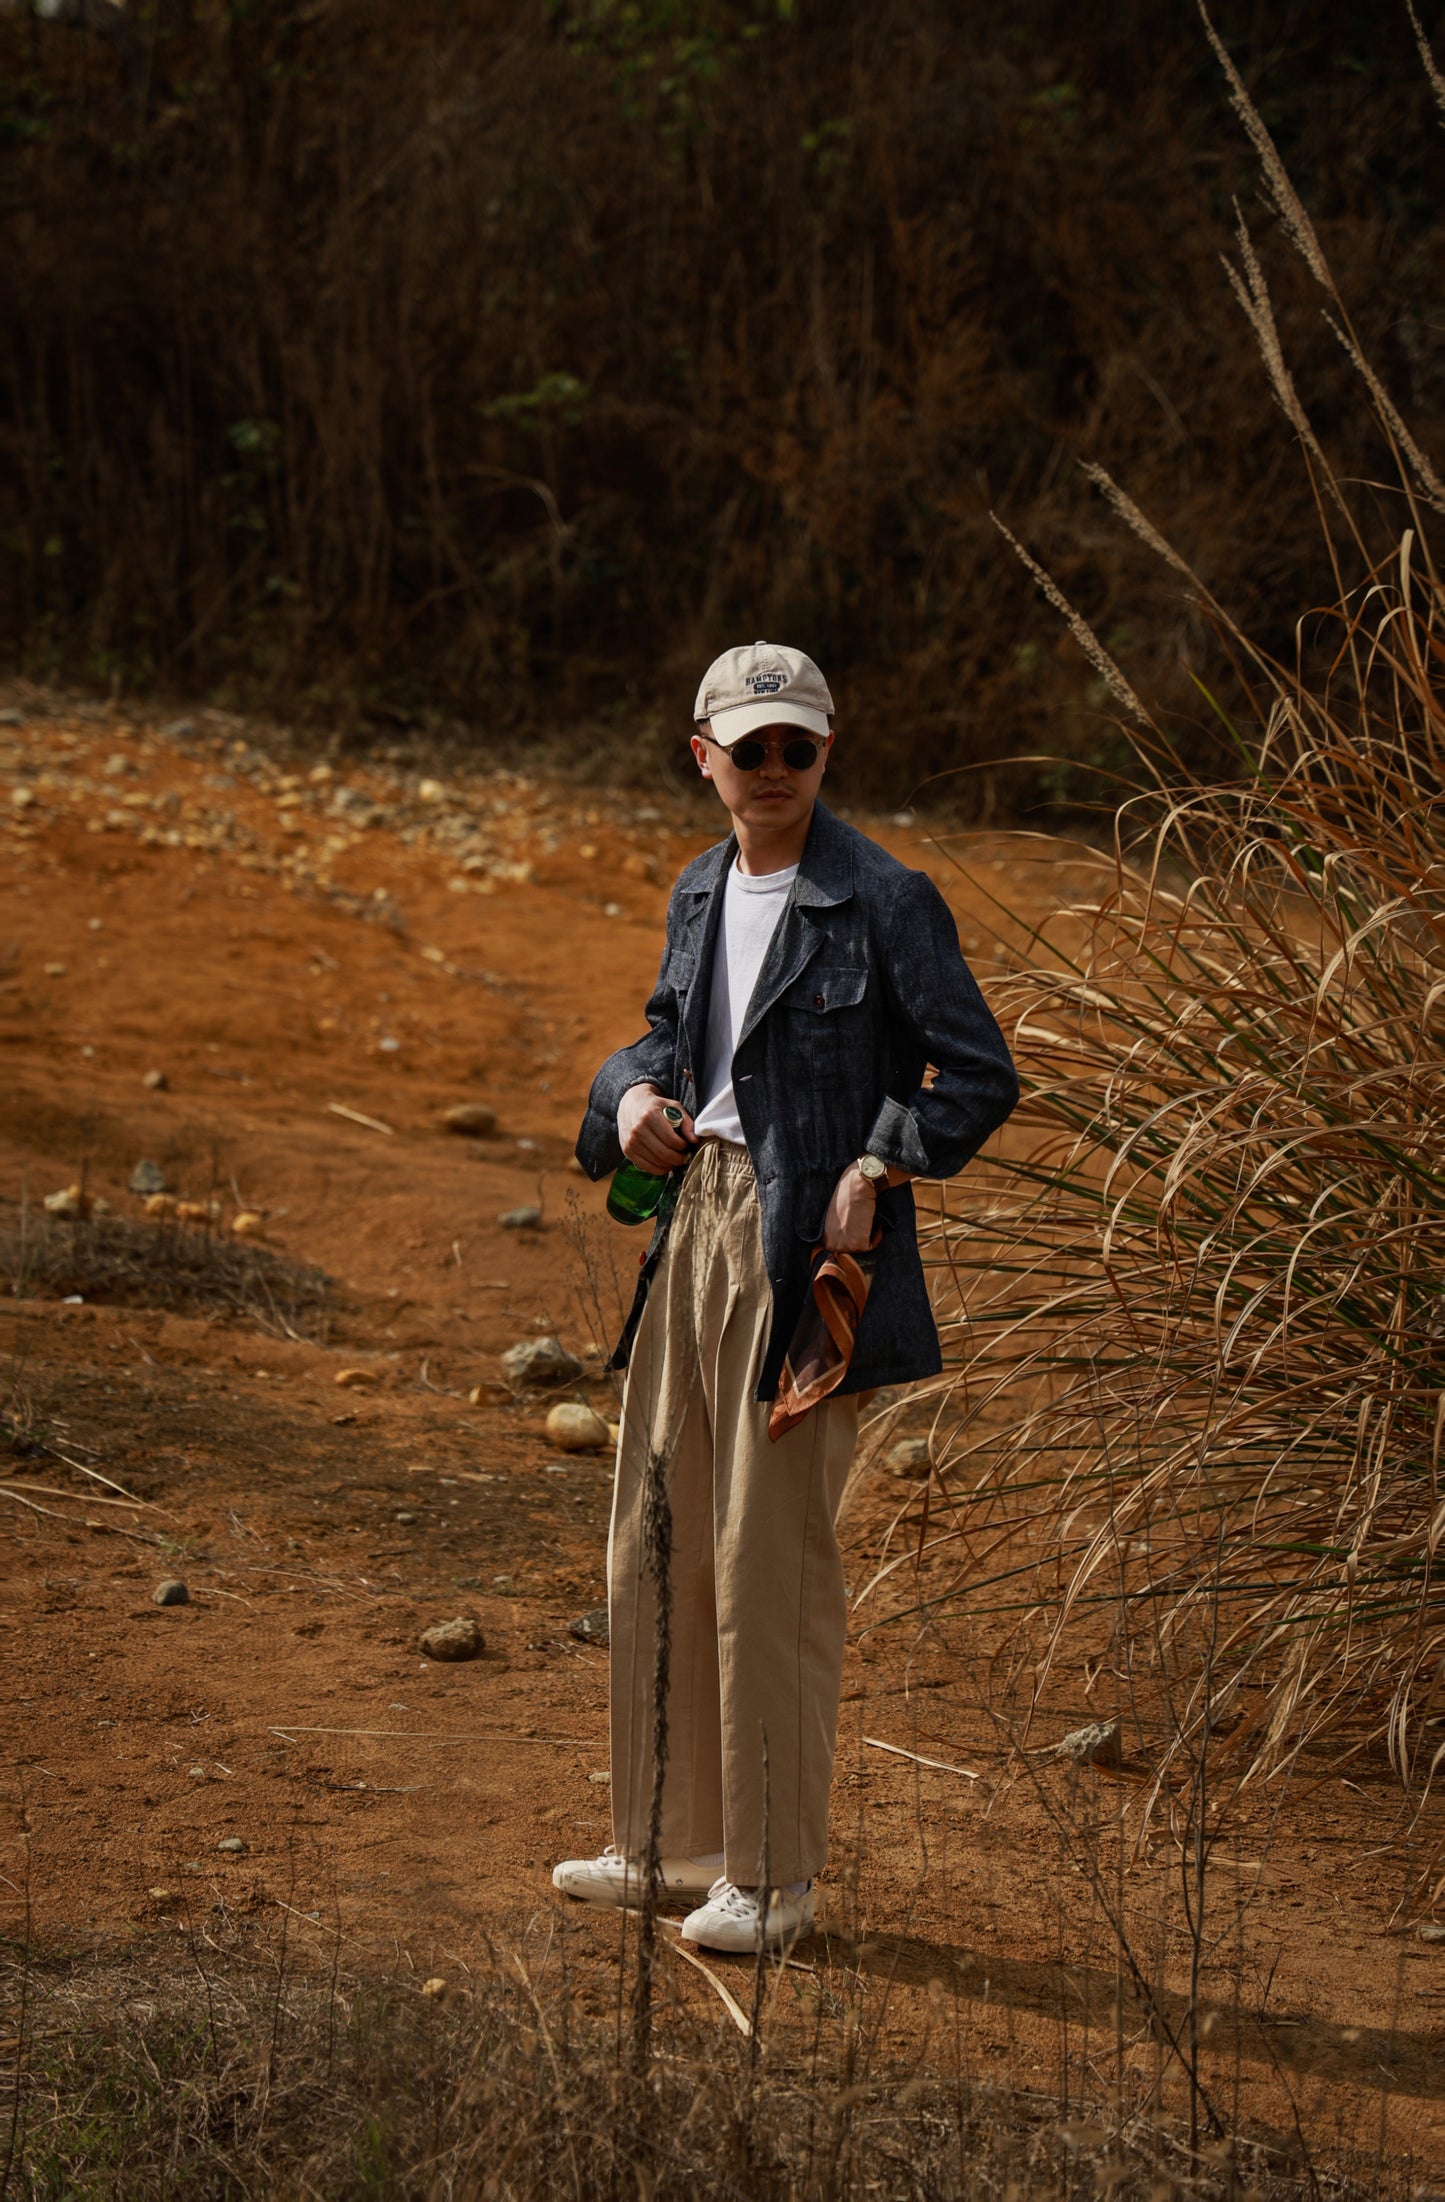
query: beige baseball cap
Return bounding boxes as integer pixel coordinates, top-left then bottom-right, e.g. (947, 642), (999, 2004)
(693, 640), (834, 740)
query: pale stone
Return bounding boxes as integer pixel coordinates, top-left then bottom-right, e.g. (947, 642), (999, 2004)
(1055, 1720), (1122, 1768)
(420, 1616), (484, 1662)
(501, 1336), (583, 1388)
(546, 1402), (611, 1452)
(444, 1103), (497, 1137)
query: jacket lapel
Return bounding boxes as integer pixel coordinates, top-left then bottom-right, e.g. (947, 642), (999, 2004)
(675, 835), (732, 1082)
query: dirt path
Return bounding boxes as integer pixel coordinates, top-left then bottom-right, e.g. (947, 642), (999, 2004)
(0, 691), (1441, 2183)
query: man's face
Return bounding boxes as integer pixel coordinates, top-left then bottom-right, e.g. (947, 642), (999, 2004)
(689, 721), (832, 836)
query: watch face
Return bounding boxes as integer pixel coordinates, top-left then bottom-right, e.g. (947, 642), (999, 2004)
(858, 1155), (886, 1181)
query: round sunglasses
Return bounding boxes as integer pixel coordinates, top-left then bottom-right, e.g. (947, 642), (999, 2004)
(702, 730), (827, 773)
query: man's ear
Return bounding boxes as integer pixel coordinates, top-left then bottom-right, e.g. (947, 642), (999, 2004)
(690, 726), (714, 780)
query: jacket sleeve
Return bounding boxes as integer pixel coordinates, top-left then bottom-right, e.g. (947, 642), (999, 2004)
(863, 870), (1019, 1179)
(574, 922), (684, 1181)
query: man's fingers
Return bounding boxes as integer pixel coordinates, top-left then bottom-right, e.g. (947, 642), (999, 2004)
(623, 1119), (690, 1171)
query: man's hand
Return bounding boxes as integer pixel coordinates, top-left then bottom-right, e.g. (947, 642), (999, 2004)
(822, 1164), (880, 1252)
(618, 1084), (696, 1173)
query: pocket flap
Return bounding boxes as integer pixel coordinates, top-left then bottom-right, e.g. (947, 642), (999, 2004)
(782, 963), (868, 1014)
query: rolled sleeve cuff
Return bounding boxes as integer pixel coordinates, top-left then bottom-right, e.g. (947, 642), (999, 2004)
(863, 1095), (935, 1177)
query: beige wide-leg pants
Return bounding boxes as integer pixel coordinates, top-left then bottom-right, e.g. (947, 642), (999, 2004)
(608, 1139), (859, 1889)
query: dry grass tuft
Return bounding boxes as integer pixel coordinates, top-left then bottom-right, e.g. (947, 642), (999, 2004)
(0, 1924), (1375, 2199)
(898, 32), (1445, 1805)
(0, 1202), (330, 1341)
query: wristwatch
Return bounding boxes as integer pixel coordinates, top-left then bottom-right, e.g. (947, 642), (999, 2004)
(854, 1153), (888, 1186)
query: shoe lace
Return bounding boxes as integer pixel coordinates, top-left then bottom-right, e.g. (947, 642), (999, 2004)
(705, 1878), (755, 1916)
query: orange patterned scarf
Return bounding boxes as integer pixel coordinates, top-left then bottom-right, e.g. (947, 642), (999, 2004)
(769, 1240), (880, 1441)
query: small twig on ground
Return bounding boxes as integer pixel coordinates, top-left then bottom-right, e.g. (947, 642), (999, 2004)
(864, 1737), (981, 1780)
(326, 1102), (395, 1136)
(47, 1452), (150, 1505)
(656, 1925), (754, 2038)
(0, 1489), (159, 1543)
(266, 1726), (599, 1746)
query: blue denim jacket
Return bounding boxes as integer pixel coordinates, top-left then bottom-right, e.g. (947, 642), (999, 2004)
(575, 800), (1019, 1401)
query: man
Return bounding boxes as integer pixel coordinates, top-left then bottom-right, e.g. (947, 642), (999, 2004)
(554, 641), (1018, 1952)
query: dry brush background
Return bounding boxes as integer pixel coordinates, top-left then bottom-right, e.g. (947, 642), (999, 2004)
(1, 0), (1443, 808)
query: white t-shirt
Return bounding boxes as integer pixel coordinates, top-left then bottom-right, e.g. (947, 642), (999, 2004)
(692, 859), (798, 1146)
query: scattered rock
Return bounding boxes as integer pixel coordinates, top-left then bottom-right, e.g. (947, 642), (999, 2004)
(10, 785), (35, 810)
(153, 1578), (190, 1607)
(143, 1068), (169, 1091)
(886, 1437), (932, 1478)
(335, 1366), (381, 1388)
(217, 1836), (246, 1855)
(501, 1336), (583, 1388)
(144, 1192), (177, 1220)
(148, 1887), (174, 1902)
(498, 1204), (543, 1229)
(43, 961), (66, 977)
(129, 1159), (168, 1196)
(175, 1199), (218, 1226)
(232, 1210), (266, 1238)
(570, 1608), (610, 1647)
(587, 1769), (611, 1784)
(546, 1401), (611, 1452)
(43, 1184), (89, 1219)
(1419, 1922), (1445, 1943)
(420, 1616), (484, 1662)
(395, 1511), (416, 1525)
(1054, 1720), (1122, 1768)
(444, 1102), (497, 1137)
(420, 1976), (448, 1998)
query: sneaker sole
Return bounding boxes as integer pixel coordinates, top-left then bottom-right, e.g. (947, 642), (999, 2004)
(681, 1912), (815, 1954)
(552, 1870), (716, 1908)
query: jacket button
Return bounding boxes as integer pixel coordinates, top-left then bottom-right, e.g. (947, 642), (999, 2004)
(813, 991), (825, 1009)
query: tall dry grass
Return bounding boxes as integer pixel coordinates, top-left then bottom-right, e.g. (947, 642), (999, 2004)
(900, 24), (1445, 1809)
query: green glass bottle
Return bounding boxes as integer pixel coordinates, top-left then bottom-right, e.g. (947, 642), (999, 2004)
(607, 1105), (686, 1225)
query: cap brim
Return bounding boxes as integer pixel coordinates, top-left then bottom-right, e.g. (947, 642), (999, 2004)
(702, 699), (831, 740)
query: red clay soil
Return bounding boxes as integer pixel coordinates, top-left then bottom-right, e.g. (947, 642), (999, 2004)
(0, 691), (1441, 2186)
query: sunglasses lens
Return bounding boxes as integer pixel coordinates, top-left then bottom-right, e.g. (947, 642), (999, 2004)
(717, 735), (822, 771)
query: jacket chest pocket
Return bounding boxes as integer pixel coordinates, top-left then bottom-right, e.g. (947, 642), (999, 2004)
(779, 963), (870, 1116)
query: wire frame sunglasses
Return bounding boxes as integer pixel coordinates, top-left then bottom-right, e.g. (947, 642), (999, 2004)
(702, 729), (828, 772)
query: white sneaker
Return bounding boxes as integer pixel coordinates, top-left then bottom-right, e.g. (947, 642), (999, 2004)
(680, 1877), (815, 1953)
(551, 1846), (720, 1909)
